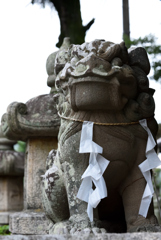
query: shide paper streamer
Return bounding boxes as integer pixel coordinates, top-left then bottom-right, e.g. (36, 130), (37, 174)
(41, 118), (161, 222)
(77, 121), (110, 222)
(139, 119), (161, 218)
(77, 119), (161, 221)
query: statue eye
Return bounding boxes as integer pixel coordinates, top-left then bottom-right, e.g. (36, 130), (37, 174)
(55, 64), (65, 75)
(99, 50), (104, 54)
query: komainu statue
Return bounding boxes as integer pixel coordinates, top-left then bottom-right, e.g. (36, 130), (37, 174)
(42, 38), (161, 234)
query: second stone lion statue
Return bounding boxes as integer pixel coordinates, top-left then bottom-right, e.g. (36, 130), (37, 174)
(41, 38), (161, 234)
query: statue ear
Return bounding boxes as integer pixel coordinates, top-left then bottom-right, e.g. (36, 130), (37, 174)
(128, 47), (150, 75)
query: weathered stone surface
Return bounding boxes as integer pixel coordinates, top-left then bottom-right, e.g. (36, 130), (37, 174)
(9, 211), (50, 235)
(0, 126), (24, 175)
(42, 39), (160, 234)
(0, 127), (16, 150)
(7, 137), (57, 234)
(1, 233), (161, 240)
(128, 47), (150, 75)
(46, 51), (58, 94)
(0, 126), (24, 224)
(24, 137), (57, 210)
(0, 173), (24, 225)
(0, 151), (24, 176)
(0, 176), (23, 212)
(1, 94), (60, 141)
(1, 83), (59, 232)
(8, 137), (57, 234)
(0, 212), (10, 224)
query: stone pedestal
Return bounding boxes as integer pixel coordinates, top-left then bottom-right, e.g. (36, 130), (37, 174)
(1, 233), (161, 240)
(1, 92), (59, 234)
(9, 137), (57, 234)
(9, 211), (50, 235)
(0, 126), (24, 225)
(8, 137), (57, 234)
(0, 176), (23, 224)
(25, 137), (57, 210)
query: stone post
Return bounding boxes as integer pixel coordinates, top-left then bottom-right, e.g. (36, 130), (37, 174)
(1, 93), (60, 234)
(1, 47), (60, 234)
(0, 126), (24, 225)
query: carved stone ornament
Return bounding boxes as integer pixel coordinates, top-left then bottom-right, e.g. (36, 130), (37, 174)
(0, 49), (60, 233)
(41, 38), (161, 234)
(1, 94), (60, 141)
(0, 127), (24, 176)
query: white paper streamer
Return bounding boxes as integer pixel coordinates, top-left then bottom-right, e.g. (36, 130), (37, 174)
(77, 121), (109, 221)
(139, 119), (161, 217)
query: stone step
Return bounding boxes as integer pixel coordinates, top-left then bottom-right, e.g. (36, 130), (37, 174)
(1, 233), (161, 240)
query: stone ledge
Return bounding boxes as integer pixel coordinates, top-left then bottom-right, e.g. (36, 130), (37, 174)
(1, 94), (60, 141)
(1, 233), (161, 240)
(9, 211), (50, 235)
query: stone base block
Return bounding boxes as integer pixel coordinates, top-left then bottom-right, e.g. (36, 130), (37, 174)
(0, 212), (16, 225)
(1, 233), (161, 240)
(0, 212), (9, 225)
(9, 210), (50, 235)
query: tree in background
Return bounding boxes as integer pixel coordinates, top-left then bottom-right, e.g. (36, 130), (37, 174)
(31, 0), (94, 47)
(122, 0), (161, 82)
(31, 0), (161, 82)
(122, 0), (130, 40)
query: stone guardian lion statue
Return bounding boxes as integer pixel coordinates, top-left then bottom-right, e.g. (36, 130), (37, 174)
(41, 38), (161, 234)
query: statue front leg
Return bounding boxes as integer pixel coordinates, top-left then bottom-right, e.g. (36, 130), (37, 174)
(41, 150), (69, 227)
(50, 132), (102, 234)
(121, 165), (159, 232)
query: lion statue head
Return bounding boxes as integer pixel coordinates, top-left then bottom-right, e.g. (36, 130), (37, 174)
(48, 38), (157, 137)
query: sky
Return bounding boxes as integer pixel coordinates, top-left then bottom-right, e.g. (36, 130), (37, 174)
(0, 0), (161, 123)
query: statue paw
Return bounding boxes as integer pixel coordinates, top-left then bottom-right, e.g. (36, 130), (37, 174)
(48, 214), (107, 235)
(129, 224), (161, 233)
(127, 215), (161, 232)
(49, 220), (71, 234)
(71, 227), (107, 235)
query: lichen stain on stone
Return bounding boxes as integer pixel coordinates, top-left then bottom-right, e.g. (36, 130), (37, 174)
(32, 113), (40, 118)
(69, 166), (75, 177)
(92, 64), (108, 76)
(76, 64), (87, 73)
(70, 201), (75, 207)
(71, 177), (75, 182)
(92, 67), (108, 76)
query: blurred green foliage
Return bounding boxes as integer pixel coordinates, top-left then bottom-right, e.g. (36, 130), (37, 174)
(14, 141), (26, 153)
(154, 168), (161, 196)
(0, 225), (10, 235)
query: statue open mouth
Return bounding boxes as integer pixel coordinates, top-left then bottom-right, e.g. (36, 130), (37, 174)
(67, 63), (136, 112)
(69, 77), (129, 111)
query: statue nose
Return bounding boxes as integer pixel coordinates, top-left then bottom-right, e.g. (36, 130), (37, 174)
(73, 53), (112, 77)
